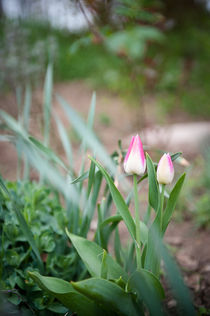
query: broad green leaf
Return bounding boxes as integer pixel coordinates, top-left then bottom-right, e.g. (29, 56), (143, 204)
(72, 278), (141, 316)
(66, 231), (128, 281)
(144, 223), (161, 277)
(128, 269), (164, 316)
(146, 153), (159, 212)
(162, 173), (186, 234)
(89, 156), (136, 243)
(29, 272), (105, 316)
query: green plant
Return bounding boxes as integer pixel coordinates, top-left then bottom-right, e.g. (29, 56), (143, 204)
(0, 66), (118, 314)
(28, 148), (195, 315)
(0, 65), (196, 315)
(177, 145), (210, 229)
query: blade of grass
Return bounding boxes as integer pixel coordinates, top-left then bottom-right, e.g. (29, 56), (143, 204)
(43, 63), (53, 147)
(54, 114), (74, 168)
(57, 95), (117, 176)
(23, 84), (32, 180)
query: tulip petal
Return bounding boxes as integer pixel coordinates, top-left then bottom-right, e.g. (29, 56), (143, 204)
(124, 135), (146, 176)
(157, 153), (174, 185)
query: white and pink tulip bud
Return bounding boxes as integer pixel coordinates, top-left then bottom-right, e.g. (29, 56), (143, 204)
(157, 153), (174, 185)
(124, 134), (146, 176)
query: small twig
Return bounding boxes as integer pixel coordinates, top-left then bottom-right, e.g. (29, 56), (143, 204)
(77, 0), (104, 42)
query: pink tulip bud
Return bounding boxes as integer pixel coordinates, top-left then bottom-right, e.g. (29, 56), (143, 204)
(124, 135), (146, 176)
(157, 153), (174, 185)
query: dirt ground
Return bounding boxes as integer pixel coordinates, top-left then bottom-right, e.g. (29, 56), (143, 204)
(1, 81), (210, 313)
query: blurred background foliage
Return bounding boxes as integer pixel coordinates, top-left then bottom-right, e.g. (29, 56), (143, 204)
(0, 0), (210, 117)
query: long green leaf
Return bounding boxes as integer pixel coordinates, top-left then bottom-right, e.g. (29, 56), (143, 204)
(89, 156), (136, 243)
(101, 250), (108, 279)
(29, 272), (105, 316)
(23, 84), (32, 132)
(162, 173), (186, 234)
(57, 95), (117, 175)
(0, 110), (27, 139)
(29, 136), (68, 171)
(149, 228), (196, 316)
(100, 215), (148, 245)
(71, 171), (89, 184)
(128, 269), (164, 316)
(66, 231), (128, 281)
(43, 63), (53, 146)
(20, 141), (79, 205)
(54, 114), (74, 168)
(72, 278), (141, 316)
(146, 153), (159, 212)
(81, 171), (102, 237)
(100, 215), (122, 228)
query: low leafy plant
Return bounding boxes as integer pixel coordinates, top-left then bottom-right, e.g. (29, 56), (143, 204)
(0, 181), (74, 314)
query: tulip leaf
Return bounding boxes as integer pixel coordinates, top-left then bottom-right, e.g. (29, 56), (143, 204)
(171, 152), (182, 162)
(88, 156), (136, 243)
(54, 114), (74, 168)
(29, 272), (105, 316)
(101, 250), (108, 279)
(71, 171), (89, 184)
(128, 269), (164, 316)
(29, 136), (67, 171)
(72, 278), (141, 316)
(147, 228), (197, 316)
(146, 153), (159, 212)
(57, 95), (116, 175)
(100, 215), (123, 228)
(162, 173), (186, 234)
(66, 231), (128, 281)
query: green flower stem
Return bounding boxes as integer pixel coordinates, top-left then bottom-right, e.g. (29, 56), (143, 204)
(133, 174), (141, 270)
(160, 184), (165, 231)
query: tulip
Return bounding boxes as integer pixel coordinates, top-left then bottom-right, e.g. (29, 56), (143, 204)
(124, 134), (146, 176)
(157, 153), (174, 185)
